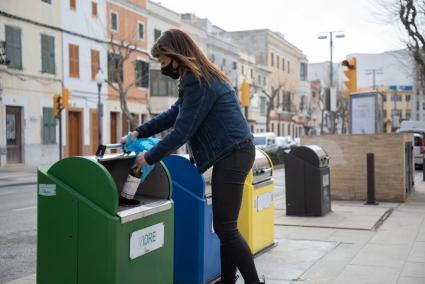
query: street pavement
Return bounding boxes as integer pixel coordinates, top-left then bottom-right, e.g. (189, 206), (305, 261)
(1, 167), (425, 284)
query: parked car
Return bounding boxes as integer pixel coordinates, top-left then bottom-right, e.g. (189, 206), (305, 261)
(253, 132), (276, 149)
(275, 136), (296, 150)
(396, 124), (425, 168)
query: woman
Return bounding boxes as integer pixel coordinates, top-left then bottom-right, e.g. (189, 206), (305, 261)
(122, 29), (265, 284)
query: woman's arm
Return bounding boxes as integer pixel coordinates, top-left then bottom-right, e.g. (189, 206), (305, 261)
(135, 98), (181, 138)
(143, 83), (213, 165)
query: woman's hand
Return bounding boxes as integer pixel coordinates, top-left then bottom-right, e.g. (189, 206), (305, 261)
(135, 152), (146, 170)
(120, 130), (140, 145)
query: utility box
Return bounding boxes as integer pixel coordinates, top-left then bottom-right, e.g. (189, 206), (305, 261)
(163, 155), (220, 284)
(284, 145), (331, 216)
(37, 146), (174, 284)
(238, 148), (275, 254)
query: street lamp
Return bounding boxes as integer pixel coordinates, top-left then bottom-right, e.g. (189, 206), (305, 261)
(318, 31), (345, 134)
(95, 69), (104, 145)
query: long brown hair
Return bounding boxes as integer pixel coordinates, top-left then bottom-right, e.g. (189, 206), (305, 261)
(151, 29), (231, 85)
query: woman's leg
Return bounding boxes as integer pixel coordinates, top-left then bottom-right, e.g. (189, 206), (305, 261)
(211, 142), (260, 284)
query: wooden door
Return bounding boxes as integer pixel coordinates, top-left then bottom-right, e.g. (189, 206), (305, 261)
(68, 111), (82, 156)
(6, 106), (22, 163)
(110, 112), (118, 144)
(110, 112), (118, 153)
(90, 110), (99, 154)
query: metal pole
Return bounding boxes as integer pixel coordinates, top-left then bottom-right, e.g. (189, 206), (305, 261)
(366, 153), (378, 205)
(58, 110), (62, 160)
(372, 70), (376, 90)
(329, 32), (335, 134)
(278, 113), (281, 136)
(97, 84), (102, 145)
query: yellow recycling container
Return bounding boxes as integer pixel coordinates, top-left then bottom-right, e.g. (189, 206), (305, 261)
(238, 148), (275, 254)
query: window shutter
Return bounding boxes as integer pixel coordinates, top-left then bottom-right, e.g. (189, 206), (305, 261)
(48, 36), (55, 74)
(142, 61), (149, 88)
(5, 26), (22, 69)
(41, 35), (48, 72)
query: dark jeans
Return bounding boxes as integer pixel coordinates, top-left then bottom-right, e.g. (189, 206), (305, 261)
(211, 141), (260, 284)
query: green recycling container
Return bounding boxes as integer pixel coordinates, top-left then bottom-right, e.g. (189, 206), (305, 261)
(37, 144), (174, 284)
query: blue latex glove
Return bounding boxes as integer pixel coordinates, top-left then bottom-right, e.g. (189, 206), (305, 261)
(123, 132), (160, 183)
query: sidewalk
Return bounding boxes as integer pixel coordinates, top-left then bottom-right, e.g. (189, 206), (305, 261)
(0, 165), (37, 188)
(5, 172), (425, 284)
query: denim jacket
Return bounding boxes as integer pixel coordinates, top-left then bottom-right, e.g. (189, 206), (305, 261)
(136, 72), (253, 173)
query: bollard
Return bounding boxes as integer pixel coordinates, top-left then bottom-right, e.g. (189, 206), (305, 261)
(366, 153), (378, 205)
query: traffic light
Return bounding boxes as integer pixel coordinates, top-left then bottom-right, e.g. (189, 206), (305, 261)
(342, 57), (357, 95)
(62, 88), (71, 109)
(240, 81), (250, 107)
(53, 95), (63, 118)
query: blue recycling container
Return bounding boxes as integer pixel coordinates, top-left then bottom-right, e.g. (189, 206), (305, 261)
(163, 155), (220, 284)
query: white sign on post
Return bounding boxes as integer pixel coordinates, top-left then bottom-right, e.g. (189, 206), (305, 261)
(351, 95), (375, 134)
(129, 223), (164, 260)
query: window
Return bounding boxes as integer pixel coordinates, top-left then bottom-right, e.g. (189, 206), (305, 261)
(282, 58), (285, 71)
(391, 94), (402, 102)
(241, 65), (245, 75)
(263, 76), (266, 86)
(287, 61), (290, 73)
(250, 68), (254, 79)
(406, 110), (411, 119)
(406, 95), (411, 102)
(42, 0), (51, 4)
(91, 49), (100, 80)
(70, 0), (76, 10)
(260, 97), (267, 116)
(392, 109), (402, 117)
(232, 61), (237, 70)
(110, 12), (118, 32)
(276, 55), (280, 69)
(383, 94), (387, 102)
(41, 34), (55, 74)
(270, 52), (274, 67)
(300, 63), (307, 81)
(135, 60), (149, 88)
(108, 52), (123, 83)
(154, 29), (162, 41)
(150, 70), (178, 97)
(42, 107), (56, 144)
(5, 25), (22, 70)
(69, 44), (79, 78)
(138, 22), (144, 40)
(257, 75), (261, 85)
(383, 110), (387, 119)
(92, 2), (98, 17)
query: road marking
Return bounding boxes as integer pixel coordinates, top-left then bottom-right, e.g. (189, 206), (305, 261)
(12, 206), (36, 212)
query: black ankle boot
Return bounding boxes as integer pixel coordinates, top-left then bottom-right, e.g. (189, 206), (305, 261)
(215, 275), (239, 284)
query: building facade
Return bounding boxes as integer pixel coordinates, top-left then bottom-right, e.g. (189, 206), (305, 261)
(0, 0), (63, 166)
(61, 0), (108, 156)
(146, 0), (180, 123)
(224, 29), (307, 137)
(106, 0), (150, 145)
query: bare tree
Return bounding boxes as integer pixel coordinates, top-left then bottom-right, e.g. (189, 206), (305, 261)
(399, 0), (425, 83)
(105, 34), (149, 130)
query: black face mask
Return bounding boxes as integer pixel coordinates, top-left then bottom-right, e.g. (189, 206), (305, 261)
(161, 62), (180, 80)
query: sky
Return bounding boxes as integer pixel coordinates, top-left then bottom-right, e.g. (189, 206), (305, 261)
(155, 0), (408, 63)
